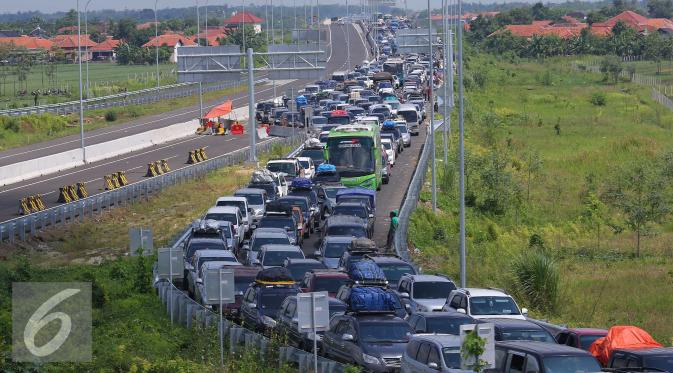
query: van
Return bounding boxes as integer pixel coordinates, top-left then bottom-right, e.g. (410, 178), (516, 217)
(215, 196), (251, 237)
(331, 71), (346, 83)
(397, 104), (421, 135)
(492, 341), (601, 373)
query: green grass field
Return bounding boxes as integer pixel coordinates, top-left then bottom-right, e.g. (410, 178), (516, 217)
(409, 54), (673, 344)
(0, 63), (177, 108)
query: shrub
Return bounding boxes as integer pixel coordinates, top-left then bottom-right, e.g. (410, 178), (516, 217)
(105, 110), (118, 122)
(2, 118), (20, 133)
(510, 246), (559, 313)
(590, 92), (607, 106)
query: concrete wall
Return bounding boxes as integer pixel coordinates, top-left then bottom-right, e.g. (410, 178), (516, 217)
(0, 149), (83, 186)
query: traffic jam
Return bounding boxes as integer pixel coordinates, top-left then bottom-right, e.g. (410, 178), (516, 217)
(171, 15), (673, 373)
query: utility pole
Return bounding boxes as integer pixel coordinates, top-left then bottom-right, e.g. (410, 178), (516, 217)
(457, 0), (467, 288)
(346, 0), (351, 71)
(154, 0), (160, 88)
(248, 48), (257, 162)
(442, 0), (449, 164)
(196, 0), (200, 46)
(428, 0), (436, 212)
(84, 0), (93, 99)
(77, 0), (86, 163)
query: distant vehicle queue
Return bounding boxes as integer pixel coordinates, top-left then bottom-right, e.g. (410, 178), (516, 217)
(167, 15), (673, 373)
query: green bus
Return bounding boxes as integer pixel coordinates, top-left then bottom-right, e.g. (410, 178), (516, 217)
(325, 124), (382, 190)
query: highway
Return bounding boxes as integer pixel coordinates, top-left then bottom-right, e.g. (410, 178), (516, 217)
(0, 23), (369, 222)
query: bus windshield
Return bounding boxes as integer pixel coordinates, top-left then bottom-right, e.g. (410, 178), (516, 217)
(327, 137), (375, 177)
(328, 115), (350, 125)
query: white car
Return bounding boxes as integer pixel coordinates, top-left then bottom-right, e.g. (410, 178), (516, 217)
(296, 157), (316, 179)
(204, 206), (246, 247)
(215, 196), (251, 236)
(443, 288), (528, 320)
(381, 138), (396, 167)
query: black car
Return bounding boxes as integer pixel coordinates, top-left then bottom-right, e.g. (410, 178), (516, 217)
(322, 313), (412, 372)
(407, 312), (476, 335)
(608, 347), (673, 372)
(257, 214), (300, 246)
(322, 215), (369, 241)
(276, 295), (347, 351)
(362, 255), (415, 287)
(332, 202), (374, 238)
(240, 282), (300, 333)
(282, 258), (327, 283)
(482, 318), (557, 343)
(278, 196), (315, 234)
(288, 189), (320, 228)
(495, 341), (601, 373)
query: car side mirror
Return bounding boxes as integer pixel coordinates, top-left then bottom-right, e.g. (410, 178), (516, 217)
(252, 259), (261, 265)
(248, 303), (257, 309)
(314, 250), (322, 258)
(368, 214), (374, 218)
(265, 199), (272, 204)
(521, 307), (529, 316)
(292, 317), (299, 323)
(248, 207), (254, 213)
(456, 308), (466, 314)
(428, 362), (439, 370)
(196, 278), (203, 285)
(342, 333), (354, 341)
(399, 292), (409, 298)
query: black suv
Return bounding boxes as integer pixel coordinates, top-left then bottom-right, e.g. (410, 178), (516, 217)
(322, 215), (369, 241)
(608, 347), (673, 372)
(494, 341), (601, 373)
(322, 312), (412, 372)
(362, 254), (416, 287)
(332, 202), (375, 238)
(276, 295), (347, 351)
(407, 311), (476, 335)
(240, 282), (300, 333)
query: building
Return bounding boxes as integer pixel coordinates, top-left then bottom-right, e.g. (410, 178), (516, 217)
(90, 36), (120, 61)
(136, 21), (160, 31)
(223, 11), (264, 34)
(194, 26), (231, 46)
(0, 36), (54, 63)
(51, 34), (97, 62)
(142, 33), (197, 63)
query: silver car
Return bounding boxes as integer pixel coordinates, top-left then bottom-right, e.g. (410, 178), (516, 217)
(395, 122), (411, 147)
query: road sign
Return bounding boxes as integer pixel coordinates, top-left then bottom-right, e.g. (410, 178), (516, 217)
(460, 323), (496, 370)
(129, 227), (153, 256)
(297, 291), (329, 332)
(156, 248), (183, 281)
(202, 268), (235, 306)
(177, 45), (242, 83)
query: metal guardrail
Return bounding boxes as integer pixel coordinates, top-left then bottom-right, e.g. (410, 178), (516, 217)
(0, 78), (267, 117)
(392, 120), (445, 268)
(0, 135), (302, 243)
(150, 139), (346, 372)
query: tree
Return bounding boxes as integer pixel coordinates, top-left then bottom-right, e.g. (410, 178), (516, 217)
(15, 49), (32, 91)
(581, 192), (608, 250)
(643, 32), (665, 73)
(461, 331), (489, 373)
(113, 18), (138, 43)
(220, 25), (268, 52)
(599, 56), (623, 83)
(531, 2), (550, 20)
(647, 0), (673, 18)
(469, 15), (498, 41)
(603, 161), (670, 257)
(525, 151), (543, 204)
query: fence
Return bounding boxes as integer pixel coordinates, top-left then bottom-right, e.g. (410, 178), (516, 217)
(572, 59), (673, 98)
(0, 135), (302, 243)
(392, 119), (445, 268)
(151, 140), (347, 373)
(0, 78), (264, 117)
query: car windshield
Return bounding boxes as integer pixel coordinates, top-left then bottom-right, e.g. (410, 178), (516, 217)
(325, 188), (343, 199)
(259, 218), (294, 231)
(469, 296), (520, 316)
(645, 356), (673, 371)
(501, 329), (555, 343)
(187, 241), (225, 258)
(324, 241), (351, 258)
(288, 263), (325, 281)
(282, 198), (308, 212)
(359, 322), (410, 343)
(205, 213), (237, 225)
(379, 264), (415, 285)
(382, 141), (392, 150)
(443, 347), (462, 369)
(398, 110), (418, 123)
(579, 335), (604, 350)
(327, 225), (367, 237)
(260, 289), (297, 312)
(313, 277), (350, 293)
(333, 206), (367, 219)
(238, 193), (264, 205)
(299, 160), (310, 169)
(412, 281), (455, 299)
(312, 117), (328, 125)
(396, 125), (408, 134)
(251, 237), (290, 251)
(216, 201), (246, 215)
(300, 149), (325, 162)
(425, 317), (473, 335)
(196, 256), (236, 271)
(234, 276), (256, 293)
(267, 162), (297, 176)
(262, 250), (304, 267)
(327, 137), (375, 177)
(542, 356), (602, 373)
(327, 115), (350, 125)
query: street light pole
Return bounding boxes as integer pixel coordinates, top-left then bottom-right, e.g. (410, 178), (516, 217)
(428, 0), (436, 212)
(77, 0), (86, 163)
(457, 1), (467, 288)
(247, 48), (257, 163)
(84, 0), (93, 99)
(346, 0), (351, 71)
(196, 0), (200, 46)
(154, 0), (160, 88)
(204, 0), (208, 46)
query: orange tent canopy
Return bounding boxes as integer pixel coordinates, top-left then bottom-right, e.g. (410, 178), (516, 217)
(203, 100), (233, 119)
(589, 326), (662, 366)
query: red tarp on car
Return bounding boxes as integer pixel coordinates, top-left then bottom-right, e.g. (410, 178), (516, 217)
(203, 100), (233, 119)
(589, 325), (663, 366)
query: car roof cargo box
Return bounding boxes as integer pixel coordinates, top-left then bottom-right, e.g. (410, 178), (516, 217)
(317, 163), (337, 174)
(290, 178), (313, 191)
(372, 72), (393, 82)
(255, 267), (295, 285)
(348, 260), (387, 285)
(305, 138), (323, 148)
(589, 326), (663, 366)
(348, 286), (396, 313)
(265, 200), (293, 216)
(349, 237), (377, 253)
(251, 169), (275, 183)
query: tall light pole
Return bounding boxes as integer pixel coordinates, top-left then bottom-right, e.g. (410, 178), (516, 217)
(204, 0), (208, 46)
(346, 0), (351, 71)
(428, 0), (436, 212)
(196, 0), (200, 46)
(442, 0), (449, 164)
(77, 0), (86, 163)
(242, 0), (246, 54)
(84, 0), (93, 99)
(457, 0), (467, 288)
(154, 0), (160, 88)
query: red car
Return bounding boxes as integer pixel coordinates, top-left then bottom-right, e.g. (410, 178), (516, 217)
(556, 328), (608, 351)
(299, 269), (351, 297)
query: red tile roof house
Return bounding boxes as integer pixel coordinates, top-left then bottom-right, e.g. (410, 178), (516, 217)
(90, 36), (120, 61)
(142, 33), (197, 63)
(51, 34), (97, 62)
(223, 11), (264, 34)
(0, 36), (54, 61)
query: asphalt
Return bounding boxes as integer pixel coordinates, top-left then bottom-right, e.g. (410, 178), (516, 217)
(0, 23), (370, 222)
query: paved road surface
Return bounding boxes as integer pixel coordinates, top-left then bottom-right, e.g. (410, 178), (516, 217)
(0, 24), (368, 222)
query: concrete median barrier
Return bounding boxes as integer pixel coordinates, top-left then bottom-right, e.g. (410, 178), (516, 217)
(0, 148), (84, 186)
